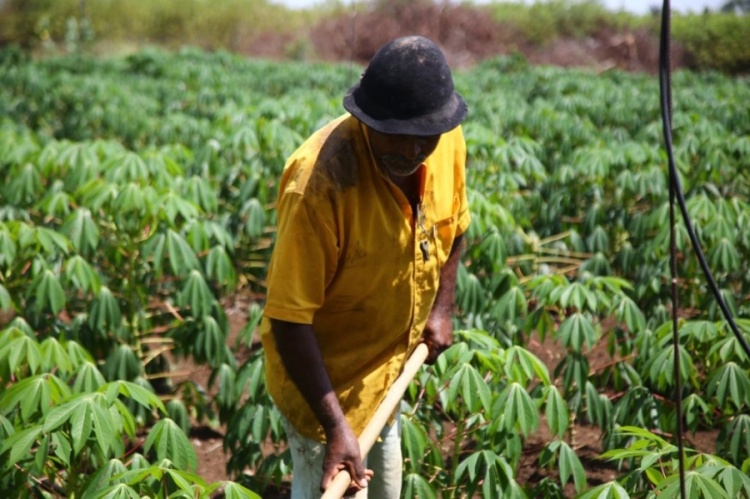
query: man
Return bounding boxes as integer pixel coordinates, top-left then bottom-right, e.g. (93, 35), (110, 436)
(259, 35), (470, 498)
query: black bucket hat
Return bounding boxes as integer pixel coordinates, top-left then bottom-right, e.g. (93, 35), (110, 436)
(343, 36), (467, 137)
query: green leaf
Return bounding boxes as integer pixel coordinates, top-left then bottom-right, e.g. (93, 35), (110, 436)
(234, 351), (265, 401)
(62, 208), (100, 254)
(80, 459), (129, 498)
(144, 418), (198, 472)
(70, 401), (94, 455)
(708, 238), (740, 274)
(492, 286), (527, 323)
(113, 182), (150, 215)
(8, 163), (42, 205)
(64, 254), (102, 295)
(644, 344), (695, 391)
(656, 471), (729, 499)
(477, 229), (507, 272)
(454, 450), (519, 498)
(52, 431), (73, 467)
(447, 362), (492, 414)
(166, 399), (191, 434)
(614, 296), (646, 333)
(457, 268), (485, 316)
(102, 345), (142, 381)
(497, 382), (538, 436)
(403, 472), (438, 499)
(66, 339), (95, 366)
(182, 176), (218, 213)
(0, 425), (43, 469)
(88, 286), (122, 332)
(717, 465), (750, 499)
(104, 152), (150, 184)
(707, 362), (750, 410)
(586, 225), (609, 253)
(98, 379), (167, 414)
(166, 229), (200, 276)
(177, 315), (227, 367)
(0, 227), (17, 267)
(78, 178), (118, 211)
(165, 468), (204, 493)
(0, 284), (13, 313)
(20, 226), (71, 255)
(161, 190), (201, 225)
(401, 415), (429, 473)
(32, 269), (66, 315)
(683, 393), (710, 432)
(504, 345), (550, 386)
(214, 362), (237, 409)
(241, 197), (266, 239)
(0, 375), (63, 421)
(45, 392), (118, 457)
(720, 414), (750, 464)
(557, 313), (597, 352)
(682, 320), (720, 345)
(576, 481), (630, 499)
(544, 386), (569, 438)
(142, 231), (166, 276)
(40, 337), (73, 375)
(222, 481), (262, 499)
(0, 330), (43, 376)
(558, 440), (586, 492)
(558, 282), (597, 312)
(73, 362), (107, 394)
(88, 483), (141, 499)
(177, 269), (215, 318)
(206, 245), (237, 290)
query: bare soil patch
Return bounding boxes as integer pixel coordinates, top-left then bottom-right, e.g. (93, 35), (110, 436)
(241, 3), (686, 73)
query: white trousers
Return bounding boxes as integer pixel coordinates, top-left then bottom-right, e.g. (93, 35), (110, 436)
(282, 414), (403, 499)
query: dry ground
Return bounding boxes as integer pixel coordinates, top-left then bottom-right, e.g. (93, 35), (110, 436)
(179, 7), (694, 491)
(177, 298), (718, 497)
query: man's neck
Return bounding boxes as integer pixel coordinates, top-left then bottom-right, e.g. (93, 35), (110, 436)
(387, 169), (421, 214)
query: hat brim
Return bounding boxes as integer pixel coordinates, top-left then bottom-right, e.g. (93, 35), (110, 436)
(343, 83), (468, 137)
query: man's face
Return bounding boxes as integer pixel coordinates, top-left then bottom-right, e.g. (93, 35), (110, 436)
(368, 129), (441, 177)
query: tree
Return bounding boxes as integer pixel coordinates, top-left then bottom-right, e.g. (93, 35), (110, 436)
(722, 0), (750, 13)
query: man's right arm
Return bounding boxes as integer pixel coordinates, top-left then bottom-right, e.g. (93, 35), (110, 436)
(270, 319), (370, 492)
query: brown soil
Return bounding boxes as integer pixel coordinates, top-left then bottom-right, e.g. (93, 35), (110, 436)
(181, 5), (695, 491)
(183, 300), (718, 496)
(241, 2), (687, 73)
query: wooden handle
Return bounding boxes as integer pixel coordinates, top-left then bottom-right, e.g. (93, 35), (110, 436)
(320, 343), (429, 499)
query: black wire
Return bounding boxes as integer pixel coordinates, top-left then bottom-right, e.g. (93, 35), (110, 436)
(659, 0), (750, 492)
(660, 3), (687, 496)
(658, 2), (750, 362)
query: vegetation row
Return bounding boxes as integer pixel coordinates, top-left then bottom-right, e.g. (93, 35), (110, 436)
(1, 0), (749, 74)
(1, 44), (750, 497)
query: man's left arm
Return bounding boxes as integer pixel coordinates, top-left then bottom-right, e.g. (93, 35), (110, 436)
(421, 232), (464, 364)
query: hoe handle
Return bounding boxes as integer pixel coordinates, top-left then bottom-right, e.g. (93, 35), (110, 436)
(321, 343), (429, 499)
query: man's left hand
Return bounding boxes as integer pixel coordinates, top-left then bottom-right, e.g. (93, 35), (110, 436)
(421, 312), (453, 364)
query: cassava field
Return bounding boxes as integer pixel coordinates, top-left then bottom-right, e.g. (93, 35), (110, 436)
(1, 33), (750, 498)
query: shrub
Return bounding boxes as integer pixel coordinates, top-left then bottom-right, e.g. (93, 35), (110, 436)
(672, 13), (750, 74)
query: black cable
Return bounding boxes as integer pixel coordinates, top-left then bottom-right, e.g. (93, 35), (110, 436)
(658, 1), (750, 363)
(660, 3), (687, 496)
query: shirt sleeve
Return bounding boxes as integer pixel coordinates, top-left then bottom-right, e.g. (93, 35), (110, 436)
(263, 184), (339, 325)
(454, 127), (471, 236)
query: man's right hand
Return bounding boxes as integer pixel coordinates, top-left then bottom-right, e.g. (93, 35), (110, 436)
(321, 423), (372, 494)
(271, 319), (373, 494)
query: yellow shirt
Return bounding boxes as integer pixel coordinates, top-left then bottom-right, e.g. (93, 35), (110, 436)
(260, 114), (470, 440)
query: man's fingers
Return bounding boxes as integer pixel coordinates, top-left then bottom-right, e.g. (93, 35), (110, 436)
(344, 470), (374, 496)
(352, 461), (369, 488)
(321, 463), (372, 492)
(320, 462), (347, 492)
